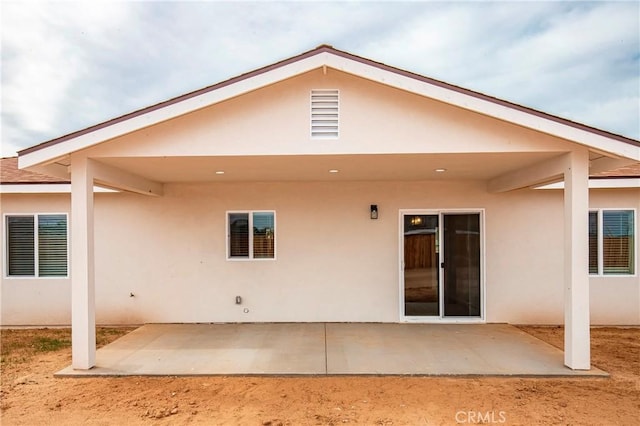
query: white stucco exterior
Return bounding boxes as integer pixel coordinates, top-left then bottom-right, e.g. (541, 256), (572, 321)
(2, 185), (638, 326)
(4, 46), (639, 369)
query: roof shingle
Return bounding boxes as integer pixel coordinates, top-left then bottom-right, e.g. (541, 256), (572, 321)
(0, 157), (69, 184)
(590, 163), (640, 178)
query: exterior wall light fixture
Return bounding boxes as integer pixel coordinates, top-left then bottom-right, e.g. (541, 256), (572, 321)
(370, 204), (378, 220)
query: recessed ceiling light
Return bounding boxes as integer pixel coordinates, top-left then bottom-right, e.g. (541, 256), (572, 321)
(329, 169), (339, 173)
(434, 168), (447, 173)
(215, 170), (225, 175)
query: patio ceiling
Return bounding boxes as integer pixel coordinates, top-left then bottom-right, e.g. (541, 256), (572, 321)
(89, 152), (568, 184)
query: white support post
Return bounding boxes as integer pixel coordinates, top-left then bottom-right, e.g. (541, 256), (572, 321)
(71, 156), (96, 369)
(563, 149), (590, 370)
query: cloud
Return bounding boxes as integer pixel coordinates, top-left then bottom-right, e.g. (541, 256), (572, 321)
(1, 1), (133, 154)
(1, 1), (638, 157)
(483, 2), (639, 137)
(357, 2), (639, 138)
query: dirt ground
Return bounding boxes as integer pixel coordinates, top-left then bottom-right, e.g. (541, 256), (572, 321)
(0, 326), (638, 425)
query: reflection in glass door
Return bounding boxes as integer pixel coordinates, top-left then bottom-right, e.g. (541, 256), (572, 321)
(403, 215), (439, 316)
(402, 212), (482, 319)
(443, 214), (481, 317)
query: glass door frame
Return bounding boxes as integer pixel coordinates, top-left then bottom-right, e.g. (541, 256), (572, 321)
(398, 209), (486, 323)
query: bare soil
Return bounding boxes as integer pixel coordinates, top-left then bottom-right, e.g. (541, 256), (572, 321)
(1, 326), (638, 425)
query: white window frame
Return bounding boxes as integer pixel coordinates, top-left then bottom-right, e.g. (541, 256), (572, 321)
(589, 208), (637, 277)
(3, 212), (69, 279)
(226, 210), (276, 261)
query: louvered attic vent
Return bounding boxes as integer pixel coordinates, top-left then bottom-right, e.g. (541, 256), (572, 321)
(311, 89), (339, 138)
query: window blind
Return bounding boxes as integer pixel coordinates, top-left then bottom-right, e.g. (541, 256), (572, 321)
(229, 213), (249, 257)
(7, 216), (35, 276)
(602, 210), (634, 275)
(588, 212), (598, 274)
(38, 215), (68, 276)
(253, 212), (275, 259)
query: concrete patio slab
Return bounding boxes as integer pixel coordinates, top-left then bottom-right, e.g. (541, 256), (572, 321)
(57, 323), (326, 376)
(326, 323), (605, 376)
(56, 323), (607, 377)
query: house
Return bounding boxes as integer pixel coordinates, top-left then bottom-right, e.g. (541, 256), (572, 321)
(1, 46), (638, 371)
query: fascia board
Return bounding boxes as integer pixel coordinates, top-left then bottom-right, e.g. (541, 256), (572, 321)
(18, 50), (639, 169)
(328, 55), (640, 161)
(19, 54), (330, 169)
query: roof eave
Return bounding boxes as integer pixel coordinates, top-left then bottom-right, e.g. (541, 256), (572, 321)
(17, 45), (640, 168)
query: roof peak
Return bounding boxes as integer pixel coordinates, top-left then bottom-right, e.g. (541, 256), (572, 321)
(17, 46), (640, 158)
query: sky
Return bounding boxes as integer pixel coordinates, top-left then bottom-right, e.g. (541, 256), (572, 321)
(1, 1), (639, 157)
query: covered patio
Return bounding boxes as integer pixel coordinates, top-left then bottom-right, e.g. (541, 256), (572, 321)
(17, 46), (638, 374)
(56, 323), (607, 377)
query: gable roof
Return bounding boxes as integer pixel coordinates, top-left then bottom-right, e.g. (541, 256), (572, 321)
(0, 156), (69, 184)
(17, 45), (640, 167)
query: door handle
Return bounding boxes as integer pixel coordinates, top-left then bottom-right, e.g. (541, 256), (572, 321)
(441, 262), (445, 268)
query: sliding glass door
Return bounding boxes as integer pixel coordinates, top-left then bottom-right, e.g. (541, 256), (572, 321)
(402, 214), (440, 316)
(402, 211), (482, 320)
(442, 213), (481, 317)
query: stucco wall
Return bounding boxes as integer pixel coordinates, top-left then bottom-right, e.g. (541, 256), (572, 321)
(2, 184), (638, 325)
(588, 188), (640, 325)
(1, 194), (72, 325)
(83, 68), (577, 160)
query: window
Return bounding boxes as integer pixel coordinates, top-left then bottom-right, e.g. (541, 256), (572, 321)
(589, 210), (635, 275)
(227, 211), (275, 260)
(5, 214), (68, 277)
(311, 89), (339, 138)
